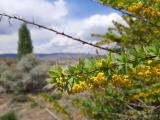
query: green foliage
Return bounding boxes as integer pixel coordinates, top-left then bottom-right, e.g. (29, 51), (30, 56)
(0, 112), (17, 120)
(48, 0), (160, 119)
(18, 23), (33, 60)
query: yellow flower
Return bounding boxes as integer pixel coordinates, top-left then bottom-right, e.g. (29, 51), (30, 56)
(112, 74), (132, 88)
(133, 88), (160, 101)
(128, 2), (143, 13)
(139, 92), (145, 97)
(155, 65), (160, 76)
(143, 7), (160, 17)
(144, 70), (152, 77)
(132, 94), (139, 99)
(153, 0), (160, 2)
(97, 59), (106, 69)
(89, 72), (106, 89)
(117, 2), (124, 9)
(72, 81), (85, 93)
(88, 83), (94, 89)
(56, 77), (64, 85)
(138, 72), (143, 76)
(137, 65), (153, 81)
(146, 66), (151, 70)
(56, 76), (67, 85)
(147, 60), (153, 65)
(153, 88), (160, 94)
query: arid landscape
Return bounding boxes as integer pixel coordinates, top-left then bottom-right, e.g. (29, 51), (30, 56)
(0, 0), (160, 120)
(0, 55), (87, 120)
(0, 94), (55, 120)
(0, 90), (87, 120)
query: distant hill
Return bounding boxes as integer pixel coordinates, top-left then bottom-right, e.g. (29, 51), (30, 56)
(0, 53), (98, 64)
(0, 53), (96, 59)
(0, 54), (17, 58)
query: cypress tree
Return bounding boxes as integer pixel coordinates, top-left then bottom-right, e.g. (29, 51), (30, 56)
(18, 23), (33, 59)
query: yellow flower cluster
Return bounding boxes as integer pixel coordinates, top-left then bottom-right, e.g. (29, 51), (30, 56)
(152, 0), (160, 2)
(137, 66), (152, 79)
(133, 88), (160, 99)
(89, 72), (106, 89)
(77, 73), (84, 79)
(127, 2), (160, 16)
(143, 7), (160, 17)
(136, 63), (160, 82)
(97, 59), (106, 69)
(147, 60), (153, 65)
(155, 64), (160, 76)
(112, 74), (132, 88)
(72, 81), (85, 93)
(128, 2), (144, 13)
(56, 77), (66, 85)
(117, 2), (124, 9)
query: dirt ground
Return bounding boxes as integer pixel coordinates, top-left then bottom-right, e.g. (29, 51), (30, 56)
(0, 93), (87, 120)
(0, 94), (57, 120)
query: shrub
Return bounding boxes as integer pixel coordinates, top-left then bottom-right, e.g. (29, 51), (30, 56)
(0, 54), (50, 93)
(0, 111), (17, 120)
(0, 68), (23, 93)
(22, 63), (50, 92)
(17, 54), (39, 72)
(0, 62), (9, 77)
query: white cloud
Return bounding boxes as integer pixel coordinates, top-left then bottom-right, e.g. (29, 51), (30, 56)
(0, 32), (18, 54)
(0, 0), (67, 24)
(35, 12), (125, 54)
(0, 0), (68, 34)
(0, 0), (126, 54)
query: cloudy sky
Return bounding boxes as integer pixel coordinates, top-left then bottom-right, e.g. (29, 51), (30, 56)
(0, 0), (125, 54)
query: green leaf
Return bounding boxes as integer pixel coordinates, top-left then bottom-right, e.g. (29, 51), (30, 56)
(48, 66), (63, 77)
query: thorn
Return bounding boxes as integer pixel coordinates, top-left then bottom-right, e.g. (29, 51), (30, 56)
(82, 42), (86, 45)
(8, 17), (12, 26)
(0, 15), (3, 22)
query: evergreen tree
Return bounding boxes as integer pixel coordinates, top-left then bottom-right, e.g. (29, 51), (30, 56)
(18, 23), (33, 59)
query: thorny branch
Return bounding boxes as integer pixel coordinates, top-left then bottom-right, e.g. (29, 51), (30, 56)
(0, 13), (119, 54)
(0, 13), (158, 72)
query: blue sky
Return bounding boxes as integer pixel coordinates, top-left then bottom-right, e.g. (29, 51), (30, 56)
(0, 0), (124, 54)
(67, 0), (115, 19)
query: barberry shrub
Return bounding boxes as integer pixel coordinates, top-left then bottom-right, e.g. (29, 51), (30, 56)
(48, 0), (160, 119)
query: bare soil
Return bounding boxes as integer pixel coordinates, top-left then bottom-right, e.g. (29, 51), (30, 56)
(0, 93), (87, 120)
